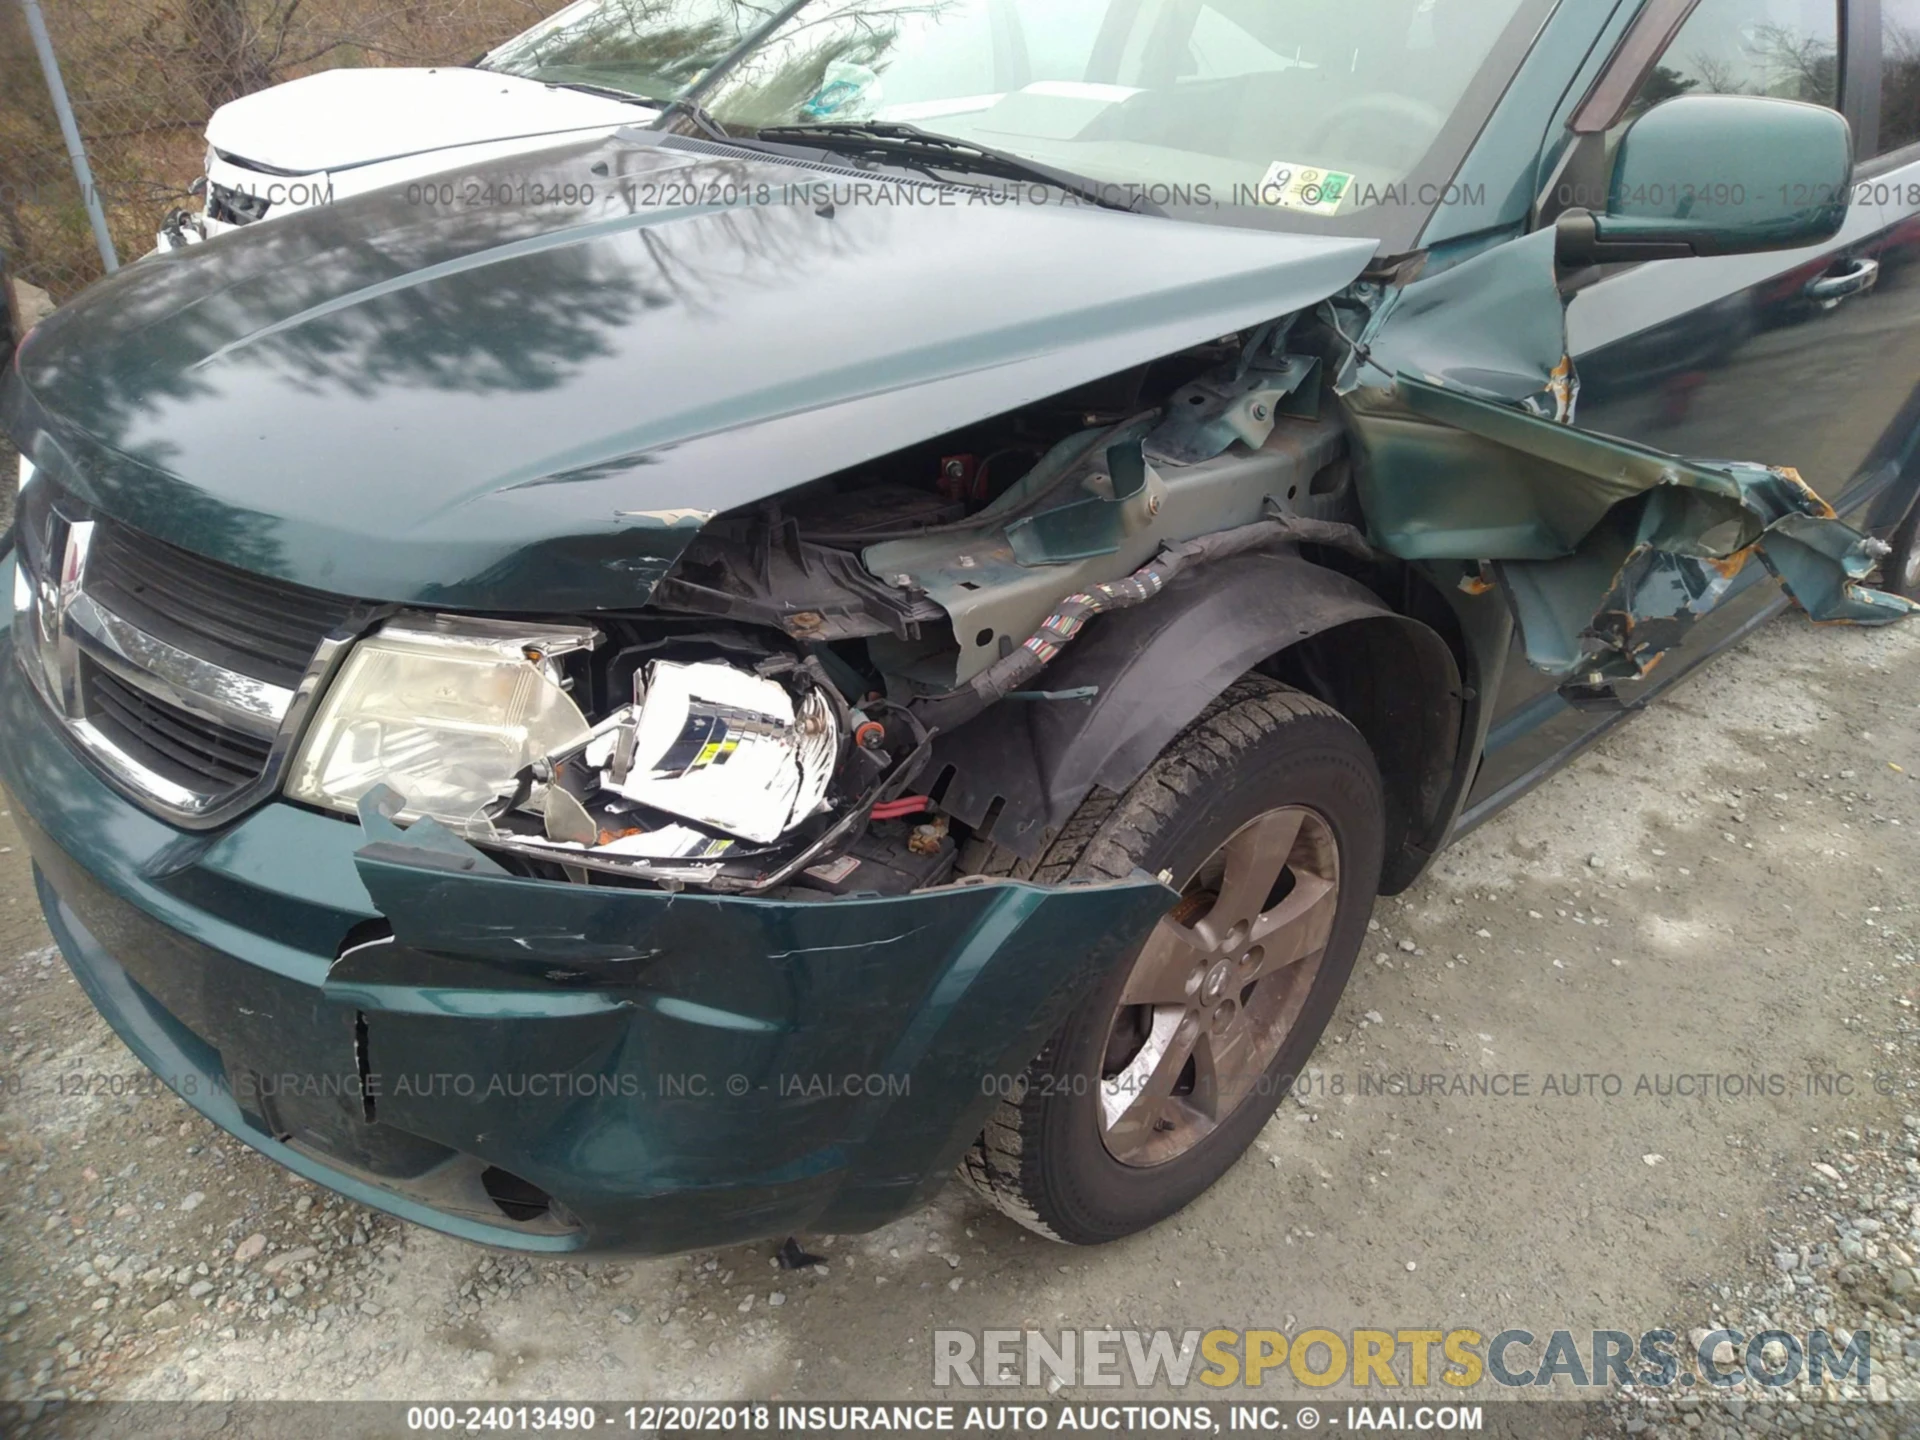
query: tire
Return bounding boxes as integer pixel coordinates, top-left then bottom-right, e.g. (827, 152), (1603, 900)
(958, 677), (1384, 1244)
(1884, 500), (1920, 601)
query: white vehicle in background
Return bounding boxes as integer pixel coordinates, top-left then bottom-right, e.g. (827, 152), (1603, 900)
(159, 0), (1122, 249)
(158, 1), (668, 249)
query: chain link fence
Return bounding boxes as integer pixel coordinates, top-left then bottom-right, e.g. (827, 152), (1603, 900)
(2, 0), (561, 303)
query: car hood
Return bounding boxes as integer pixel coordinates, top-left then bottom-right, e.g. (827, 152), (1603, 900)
(4, 135), (1379, 612)
(204, 67), (646, 175)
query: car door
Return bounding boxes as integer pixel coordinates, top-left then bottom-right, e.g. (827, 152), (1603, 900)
(1852, 0), (1920, 535)
(1465, 0), (1920, 818)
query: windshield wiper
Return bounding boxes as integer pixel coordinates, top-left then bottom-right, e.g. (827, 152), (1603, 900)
(551, 79), (655, 106)
(536, 78), (749, 145)
(542, 80), (736, 142)
(649, 95), (735, 142)
(754, 120), (1163, 217)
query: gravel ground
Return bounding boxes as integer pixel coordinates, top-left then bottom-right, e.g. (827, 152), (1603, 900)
(2, 612), (1920, 1437)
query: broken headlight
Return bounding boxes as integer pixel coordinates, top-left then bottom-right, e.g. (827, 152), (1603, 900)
(566, 660), (839, 848)
(286, 619), (598, 827)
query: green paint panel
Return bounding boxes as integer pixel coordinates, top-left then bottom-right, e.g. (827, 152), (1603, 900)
(1349, 376), (1915, 682)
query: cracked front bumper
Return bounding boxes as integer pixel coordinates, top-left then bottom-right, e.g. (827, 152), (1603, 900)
(0, 573), (1170, 1253)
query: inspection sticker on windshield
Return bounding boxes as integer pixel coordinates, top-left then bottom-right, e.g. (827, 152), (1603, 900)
(1258, 161), (1354, 216)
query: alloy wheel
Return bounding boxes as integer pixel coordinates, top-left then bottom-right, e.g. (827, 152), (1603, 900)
(1098, 805), (1341, 1168)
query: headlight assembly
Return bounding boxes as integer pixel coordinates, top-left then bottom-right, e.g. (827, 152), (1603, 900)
(290, 616), (851, 884)
(580, 660), (839, 845)
(286, 618), (597, 827)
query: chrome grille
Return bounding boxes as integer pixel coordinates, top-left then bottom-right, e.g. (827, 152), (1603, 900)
(85, 522), (357, 690)
(80, 659), (275, 793)
(12, 481), (367, 826)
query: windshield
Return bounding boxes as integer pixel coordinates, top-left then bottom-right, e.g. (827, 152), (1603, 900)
(482, 0), (1534, 221)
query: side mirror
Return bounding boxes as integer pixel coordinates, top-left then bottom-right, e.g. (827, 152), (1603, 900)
(1558, 94), (1852, 266)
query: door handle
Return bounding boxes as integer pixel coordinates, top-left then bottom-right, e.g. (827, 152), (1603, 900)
(1804, 257), (1880, 306)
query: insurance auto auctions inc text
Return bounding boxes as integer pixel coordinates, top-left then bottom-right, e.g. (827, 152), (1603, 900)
(932, 1326), (1868, 1393)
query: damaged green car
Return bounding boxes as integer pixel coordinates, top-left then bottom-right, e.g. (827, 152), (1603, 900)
(4, 0), (1920, 1252)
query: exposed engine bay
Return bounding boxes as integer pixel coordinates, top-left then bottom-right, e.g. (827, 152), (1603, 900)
(415, 255), (1913, 898)
(436, 310), (1374, 896)
(470, 633), (944, 896)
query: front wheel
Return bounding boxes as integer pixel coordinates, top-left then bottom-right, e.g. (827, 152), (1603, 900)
(959, 678), (1384, 1244)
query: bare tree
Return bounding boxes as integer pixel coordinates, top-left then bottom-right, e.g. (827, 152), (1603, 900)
(185, 0), (280, 110)
(1748, 23), (1840, 105)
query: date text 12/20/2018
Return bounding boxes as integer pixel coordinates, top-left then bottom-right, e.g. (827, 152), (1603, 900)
(403, 1402), (1488, 1434)
(408, 1407), (775, 1432)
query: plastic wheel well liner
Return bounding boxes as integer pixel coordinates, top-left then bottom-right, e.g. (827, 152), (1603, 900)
(927, 550), (1463, 889)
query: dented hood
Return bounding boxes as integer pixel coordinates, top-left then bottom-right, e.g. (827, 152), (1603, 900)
(1, 135), (1378, 611)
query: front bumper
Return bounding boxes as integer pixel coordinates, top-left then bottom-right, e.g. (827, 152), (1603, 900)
(0, 570), (1170, 1253)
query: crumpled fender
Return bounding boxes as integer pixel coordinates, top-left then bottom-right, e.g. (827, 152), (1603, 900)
(1341, 229), (1915, 685)
(1359, 376), (1916, 683)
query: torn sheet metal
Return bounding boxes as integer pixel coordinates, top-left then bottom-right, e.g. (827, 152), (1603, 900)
(1344, 227), (1575, 411)
(1352, 376), (1916, 681)
(1503, 461), (1911, 681)
(1342, 227), (1914, 684)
